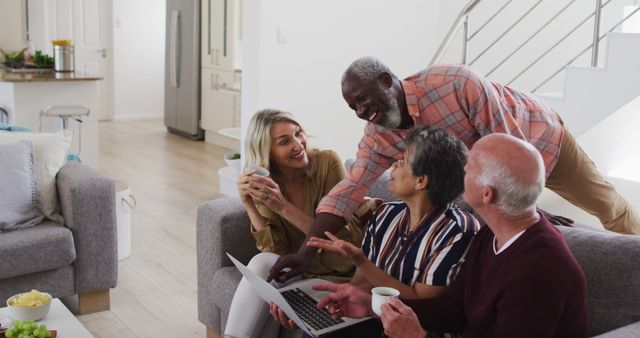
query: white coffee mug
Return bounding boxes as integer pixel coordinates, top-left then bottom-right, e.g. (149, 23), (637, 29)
(371, 286), (400, 316)
(246, 165), (270, 177)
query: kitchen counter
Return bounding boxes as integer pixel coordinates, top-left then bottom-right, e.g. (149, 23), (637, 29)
(0, 70), (102, 166)
(0, 68), (103, 82)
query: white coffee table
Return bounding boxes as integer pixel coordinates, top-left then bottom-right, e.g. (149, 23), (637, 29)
(0, 299), (93, 337)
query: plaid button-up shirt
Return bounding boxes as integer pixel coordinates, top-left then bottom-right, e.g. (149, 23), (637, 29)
(317, 64), (564, 220)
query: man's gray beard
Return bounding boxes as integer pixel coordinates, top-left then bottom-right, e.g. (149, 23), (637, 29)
(377, 96), (403, 130)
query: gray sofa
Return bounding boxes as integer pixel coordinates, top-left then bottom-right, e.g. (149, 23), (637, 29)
(197, 171), (640, 338)
(0, 161), (118, 314)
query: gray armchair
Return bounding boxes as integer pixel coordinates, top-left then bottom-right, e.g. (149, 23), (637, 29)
(196, 169), (640, 337)
(197, 198), (264, 337)
(0, 161), (118, 314)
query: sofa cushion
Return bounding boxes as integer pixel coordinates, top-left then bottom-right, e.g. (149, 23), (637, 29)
(0, 140), (44, 232)
(558, 226), (640, 336)
(0, 130), (73, 224)
(0, 222), (76, 280)
(593, 321), (640, 338)
(0, 265), (75, 305)
(211, 267), (243, 313)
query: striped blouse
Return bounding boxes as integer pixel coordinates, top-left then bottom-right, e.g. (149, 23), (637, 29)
(362, 201), (481, 287)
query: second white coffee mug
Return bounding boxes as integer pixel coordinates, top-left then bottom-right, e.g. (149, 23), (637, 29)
(371, 286), (400, 316)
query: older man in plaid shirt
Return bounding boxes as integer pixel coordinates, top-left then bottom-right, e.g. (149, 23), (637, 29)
(267, 56), (639, 283)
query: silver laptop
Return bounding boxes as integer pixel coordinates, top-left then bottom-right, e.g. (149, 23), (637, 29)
(227, 253), (371, 337)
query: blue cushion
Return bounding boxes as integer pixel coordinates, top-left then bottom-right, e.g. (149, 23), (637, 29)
(0, 124), (31, 132)
(0, 140), (44, 232)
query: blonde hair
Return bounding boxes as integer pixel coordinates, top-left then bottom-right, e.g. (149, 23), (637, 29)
(245, 109), (316, 178)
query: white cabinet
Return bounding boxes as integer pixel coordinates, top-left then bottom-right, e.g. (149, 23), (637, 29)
(200, 0), (242, 149)
(201, 67), (241, 148)
(201, 0), (242, 71)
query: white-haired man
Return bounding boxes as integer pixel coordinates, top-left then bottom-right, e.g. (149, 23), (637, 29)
(311, 133), (588, 337)
(268, 56), (637, 283)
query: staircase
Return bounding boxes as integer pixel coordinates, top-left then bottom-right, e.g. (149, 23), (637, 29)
(536, 32), (640, 136)
(432, 0), (640, 226)
(535, 31), (640, 225)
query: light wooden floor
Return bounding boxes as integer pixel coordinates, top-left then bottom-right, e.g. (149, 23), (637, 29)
(76, 119), (229, 337)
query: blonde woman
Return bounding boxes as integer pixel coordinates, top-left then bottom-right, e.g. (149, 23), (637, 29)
(224, 109), (376, 338)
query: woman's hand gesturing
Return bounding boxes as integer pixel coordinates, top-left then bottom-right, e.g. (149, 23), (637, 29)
(307, 231), (368, 266)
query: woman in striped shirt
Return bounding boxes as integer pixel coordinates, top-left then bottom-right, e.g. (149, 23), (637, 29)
(274, 126), (481, 337)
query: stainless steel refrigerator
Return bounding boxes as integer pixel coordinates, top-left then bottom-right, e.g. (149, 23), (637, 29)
(164, 0), (204, 139)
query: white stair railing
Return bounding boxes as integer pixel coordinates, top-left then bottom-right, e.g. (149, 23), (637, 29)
(430, 0), (640, 92)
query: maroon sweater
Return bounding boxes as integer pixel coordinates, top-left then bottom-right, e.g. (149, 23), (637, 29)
(404, 215), (587, 337)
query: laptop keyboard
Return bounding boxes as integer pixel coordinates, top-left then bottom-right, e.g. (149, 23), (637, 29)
(281, 288), (345, 331)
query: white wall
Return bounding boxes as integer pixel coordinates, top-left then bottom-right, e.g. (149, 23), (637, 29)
(0, 0), (26, 51)
(242, 0), (441, 161)
(112, 0), (165, 120)
(25, 0), (50, 54)
(241, 0), (638, 161)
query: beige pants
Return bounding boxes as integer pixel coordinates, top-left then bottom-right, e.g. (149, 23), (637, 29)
(546, 127), (640, 235)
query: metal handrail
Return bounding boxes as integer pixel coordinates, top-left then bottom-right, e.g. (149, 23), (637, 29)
(467, 0), (513, 41)
(462, 16), (470, 64)
(591, 0), (603, 66)
(486, 0), (577, 77)
(469, 0), (543, 66)
(506, 1), (614, 86)
(432, 0), (638, 92)
(429, 0), (483, 66)
(533, 5), (640, 92)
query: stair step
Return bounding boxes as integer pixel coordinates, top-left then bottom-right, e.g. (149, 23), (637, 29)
(536, 92), (563, 100)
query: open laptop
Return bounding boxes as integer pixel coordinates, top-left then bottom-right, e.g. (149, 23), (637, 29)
(227, 253), (371, 337)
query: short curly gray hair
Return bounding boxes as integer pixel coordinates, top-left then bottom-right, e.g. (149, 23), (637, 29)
(342, 56), (393, 84)
(406, 126), (468, 206)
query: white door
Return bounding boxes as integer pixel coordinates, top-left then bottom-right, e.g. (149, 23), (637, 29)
(48, 0), (113, 120)
(73, 0), (112, 121)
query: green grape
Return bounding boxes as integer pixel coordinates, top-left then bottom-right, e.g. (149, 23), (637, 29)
(5, 319), (50, 338)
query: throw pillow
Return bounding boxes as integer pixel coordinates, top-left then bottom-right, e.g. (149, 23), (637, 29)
(0, 140), (44, 231)
(0, 130), (74, 224)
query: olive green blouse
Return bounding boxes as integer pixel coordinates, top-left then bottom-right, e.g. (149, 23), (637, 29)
(251, 150), (366, 282)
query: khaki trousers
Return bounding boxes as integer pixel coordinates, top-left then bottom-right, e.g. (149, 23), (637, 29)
(546, 127), (640, 235)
